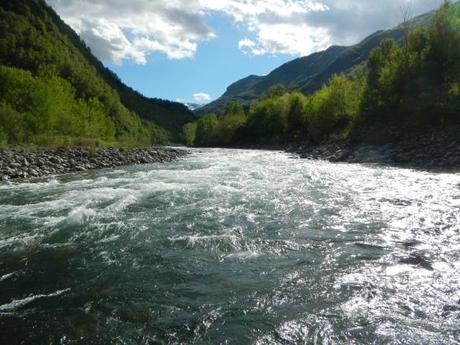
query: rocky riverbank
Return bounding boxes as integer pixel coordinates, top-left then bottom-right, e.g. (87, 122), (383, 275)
(0, 146), (189, 181)
(287, 134), (460, 170)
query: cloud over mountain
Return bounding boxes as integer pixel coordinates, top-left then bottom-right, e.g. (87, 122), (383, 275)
(47, 0), (442, 64)
(193, 92), (212, 102)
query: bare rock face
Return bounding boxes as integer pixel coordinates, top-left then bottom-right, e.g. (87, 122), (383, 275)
(0, 147), (190, 181)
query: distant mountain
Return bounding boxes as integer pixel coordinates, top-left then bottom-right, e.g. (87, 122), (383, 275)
(196, 10), (433, 116)
(0, 0), (194, 144)
(185, 103), (205, 111)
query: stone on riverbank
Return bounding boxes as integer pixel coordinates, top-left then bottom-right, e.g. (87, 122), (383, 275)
(288, 134), (460, 170)
(0, 147), (189, 181)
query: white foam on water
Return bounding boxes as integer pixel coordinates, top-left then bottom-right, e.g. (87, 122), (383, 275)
(95, 234), (120, 244)
(169, 233), (240, 249)
(0, 288), (70, 312)
(0, 233), (41, 249)
(0, 178), (60, 191)
(104, 194), (138, 214)
(1, 148), (459, 343)
(225, 250), (261, 260)
(0, 271), (17, 282)
(385, 264), (415, 276)
(66, 207), (97, 224)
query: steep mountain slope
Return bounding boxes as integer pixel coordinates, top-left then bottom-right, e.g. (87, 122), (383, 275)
(197, 11), (433, 115)
(189, 1), (460, 155)
(0, 0), (194, 145)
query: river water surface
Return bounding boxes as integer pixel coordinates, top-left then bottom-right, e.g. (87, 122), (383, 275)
(0, 148), (459, 344)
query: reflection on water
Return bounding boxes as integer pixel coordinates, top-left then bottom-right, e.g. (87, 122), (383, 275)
(0, 148), (459, 344)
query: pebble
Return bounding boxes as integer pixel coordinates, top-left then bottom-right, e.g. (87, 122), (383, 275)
(0, 147), (189, 181)
(290, 134), (460, 170)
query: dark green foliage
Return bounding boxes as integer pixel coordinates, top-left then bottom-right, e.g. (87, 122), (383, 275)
(184, 101), (247, 147)
(0, 0), (192, 147)
(188, 74), (361, 146)
(307, 74), (361, 143)
(262, 84), (288, 100)
(245, 96), (289, 144)
(197, 10), (434, 116)
(181, 122), (197, 146)
(222, 101), (245, 118)
(195, 115), (218, 146)
(0, 102), (24, 145)
(356, 1), (460, 140)
(212, 102), (246, 146)
(187, 2), (459, 148)
(286, 93), (307, 141)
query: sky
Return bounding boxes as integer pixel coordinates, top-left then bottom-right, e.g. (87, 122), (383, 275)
(46, 0), (443, 105)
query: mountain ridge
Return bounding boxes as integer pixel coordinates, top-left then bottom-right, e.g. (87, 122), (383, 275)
(196, 10), (434, 115)
(0, 0), (194, 143)
(40, 0), (196, 135)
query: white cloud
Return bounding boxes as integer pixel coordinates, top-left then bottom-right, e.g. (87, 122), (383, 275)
(205, 0), (332, 56)
(212, 0), (441, 56)
(46, 0), (443, 64)
(47, 0), (216, 65)
(76, 18), (147, 64)
(238, 39), (260, 55)
(239, 23), (330, 56)
(193, 92), (212, 102)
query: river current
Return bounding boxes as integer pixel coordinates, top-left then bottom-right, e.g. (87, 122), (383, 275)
(0, 148), (459, 344)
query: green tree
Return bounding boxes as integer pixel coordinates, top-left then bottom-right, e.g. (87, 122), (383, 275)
(308, 75), (358, 142)
(182, 122), (197, 146)
(246, 96), (289, 144)
(262, 84), (288, 99)
(222, 101), (245, 117)
(286, 92), (308, 141)
(0, 101), (24, 144)
(0, 0), (194, 146)
(195, 115), (218, 146)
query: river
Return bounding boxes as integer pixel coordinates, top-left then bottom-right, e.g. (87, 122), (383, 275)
(0, 148), (459, 344)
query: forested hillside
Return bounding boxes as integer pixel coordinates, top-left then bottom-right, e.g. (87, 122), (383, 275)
(0, 0), (194, 147)
(197, 10), (433, 116)
(184, 2), (460, 148)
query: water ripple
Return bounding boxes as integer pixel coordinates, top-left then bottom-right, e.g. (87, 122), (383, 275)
(0, 148), (459, 344)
